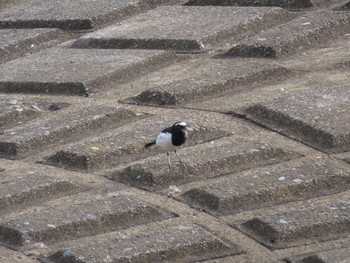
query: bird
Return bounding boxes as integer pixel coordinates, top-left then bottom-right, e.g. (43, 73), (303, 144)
(145, 121), (187, 168)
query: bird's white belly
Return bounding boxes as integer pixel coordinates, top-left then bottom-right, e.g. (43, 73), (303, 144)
(156, 132), (177, 151)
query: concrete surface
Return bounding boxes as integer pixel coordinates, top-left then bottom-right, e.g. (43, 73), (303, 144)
(0, 0), (349, 262)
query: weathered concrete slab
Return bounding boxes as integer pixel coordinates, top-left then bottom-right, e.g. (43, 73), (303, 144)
(0, 99), (67, 131)
(345, 1), (350, 9)
(241, 86), (350, 153)
(0, 194), (174, 246)
(0, 246), (39, 263)
(0, 47), (174, 96)
(45, 120), (229, 171)
(226, 11), (350, 58)
(0, 0), (176, 30)
(0, 172), (78, 211)
(339, 1), (350, 9)
(287, 246), (350, 263)
(185, 0), (313, 8)
(185, 36), (350, 113)
(1, 0), (350, 261)
(185, 0), (347, 8)
(73, 6), (292, 51)
(126, 57), (289, 106)
(312, 0), (349, 7)
(0, 99), (40, 131)
(0, 106), (143, 159)
(235, 197), (350, 249)
(110, 137), (300, 190)
(0, 28), (66, 63)
(344, 156), (350, 165)
(180, 160), (350, 216)
(0, 1), (18, 10)
(48, 224), (240, 263)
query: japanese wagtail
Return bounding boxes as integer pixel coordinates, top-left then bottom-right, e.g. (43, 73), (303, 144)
(145, 121), (187, 168)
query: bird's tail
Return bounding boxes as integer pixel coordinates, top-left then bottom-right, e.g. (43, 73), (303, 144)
(145, 141), (156, 149)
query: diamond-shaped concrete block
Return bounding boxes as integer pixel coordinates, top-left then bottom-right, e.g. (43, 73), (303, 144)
(0, 0), (174, 30)
(0, 99), (67, 131)
(0, 173), (77, 211)
(111, 138), (300, 190)
(227, 11), (350, 57)
(185, 0), (313, 8)
(74, 6), (291, 51)
(242, 86), (350, 153)
(48, 224), (240, 263)
(235, 196), (350, 249)
(287, 247), (350, 263)
(181, 160), (350, 215)
(0, 194), (174, 246)
(126, 58), (290, 106)
(0, 106), (143, 159)
(0, 28), (66, 63)
(0, 47), (174, 96)
(45, 120), (229, 171)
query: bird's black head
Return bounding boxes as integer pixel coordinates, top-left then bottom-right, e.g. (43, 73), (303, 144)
(171, 121), (187, 146)
(173, 121), (187, 129)
(172, 121), (187, 136)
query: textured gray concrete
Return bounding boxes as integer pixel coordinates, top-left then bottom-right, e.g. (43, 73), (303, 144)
(242, 86), (350, 153)
(45, 119), (229, 171)
(0, 193), (174, 246)
(236, 195), (350, 249)
(0, 1), (350, 262)
(126, 58), (289, 105)
(48, 224), (240, 263)
(0, 106), (141, 158)
(0, 48), (175, 95)
(74, 6), (292, 51)
(0, 0), (179, 30)
(226, 10), (350, 57)
(180, 159), (350, 215)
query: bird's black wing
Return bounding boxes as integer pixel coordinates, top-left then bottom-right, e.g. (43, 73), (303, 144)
(161, 126), (172, 133)
(145, 126), (172, 149)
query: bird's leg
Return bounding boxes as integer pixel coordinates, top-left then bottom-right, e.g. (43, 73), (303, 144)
(174, 150), (182, 164)
(167, 152), (171, 169)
